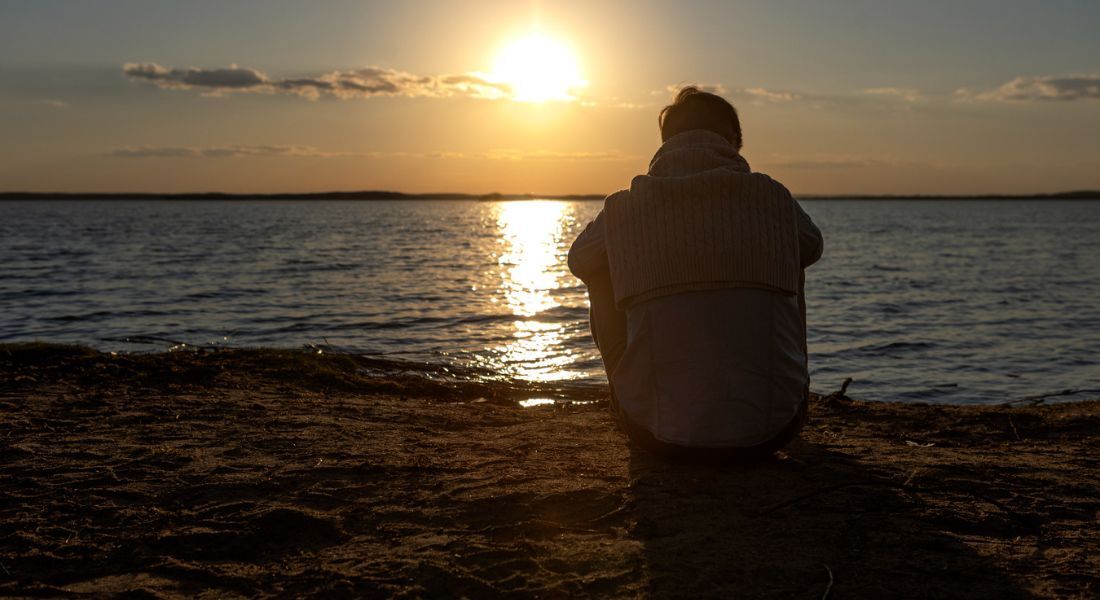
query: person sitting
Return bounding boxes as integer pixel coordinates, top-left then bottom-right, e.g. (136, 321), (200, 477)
(568, 86), (824, 460)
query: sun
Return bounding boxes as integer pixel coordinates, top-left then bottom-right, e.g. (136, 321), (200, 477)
(491, 34), (586, 103)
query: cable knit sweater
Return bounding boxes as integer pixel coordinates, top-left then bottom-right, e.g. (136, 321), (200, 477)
(604, 130), (801, 308)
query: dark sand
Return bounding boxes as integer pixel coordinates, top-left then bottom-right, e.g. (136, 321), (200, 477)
(1, 344), (1097, 598)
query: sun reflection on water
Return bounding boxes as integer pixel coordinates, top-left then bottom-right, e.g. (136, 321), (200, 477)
(495, 201), (583, 381)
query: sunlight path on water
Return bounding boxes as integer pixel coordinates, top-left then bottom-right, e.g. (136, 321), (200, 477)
(494, 201), (585, 382)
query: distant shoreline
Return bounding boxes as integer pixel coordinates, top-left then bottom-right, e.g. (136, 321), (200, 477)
(0, 191), (607, 202)
(1, 190), (1099, 201)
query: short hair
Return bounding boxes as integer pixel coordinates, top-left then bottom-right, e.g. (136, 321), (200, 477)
(658, 86), (742, 150)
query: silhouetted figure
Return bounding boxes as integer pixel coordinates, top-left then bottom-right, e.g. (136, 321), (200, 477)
(569, 87), (823, 460)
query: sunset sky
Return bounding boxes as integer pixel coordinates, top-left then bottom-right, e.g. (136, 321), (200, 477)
(1, 0), (1098, 195)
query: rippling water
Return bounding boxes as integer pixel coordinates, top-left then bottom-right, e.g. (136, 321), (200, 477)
(2, 199), (1098, 404)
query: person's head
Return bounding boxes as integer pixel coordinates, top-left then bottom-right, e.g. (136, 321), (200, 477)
(658, 86), (742, 150)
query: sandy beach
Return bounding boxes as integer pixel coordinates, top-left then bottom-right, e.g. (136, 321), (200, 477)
(1, 343), (1096, 598)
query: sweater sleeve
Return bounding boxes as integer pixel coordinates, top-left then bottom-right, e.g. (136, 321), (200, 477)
(567, 209), (609, 284)
(794, 201), (823, 268)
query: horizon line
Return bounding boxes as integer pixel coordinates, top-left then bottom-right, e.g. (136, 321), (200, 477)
(1, 189), (1099, 201)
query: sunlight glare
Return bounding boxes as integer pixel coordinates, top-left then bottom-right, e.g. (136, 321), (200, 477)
(497, 201), (564, 318)
(491, 34), (586, 102)
(518, 398), (556, 408)
(495, 201), (582, 381)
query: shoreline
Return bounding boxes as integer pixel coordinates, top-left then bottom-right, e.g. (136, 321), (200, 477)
(1, 344), (1097, 597)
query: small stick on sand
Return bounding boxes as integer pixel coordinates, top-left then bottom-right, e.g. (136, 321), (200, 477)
(1008, 415), (1022, 441)
(903, 468), (920, 486)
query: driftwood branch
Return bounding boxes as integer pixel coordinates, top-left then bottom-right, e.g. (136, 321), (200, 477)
(820, 377), (854, 406)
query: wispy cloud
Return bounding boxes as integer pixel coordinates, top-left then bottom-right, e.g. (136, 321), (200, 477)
(653, 84), (803, 105)
(740, 86), (922, 107)
(107, 145), (635, 162)
(766, 159), (873, 170)
(859, 87), (923, 102)
(657, 84), (807, 105)
(742, 87), (801, 103)
(959, 75), (1100, 102)
(123, 63), (267, 90)
(759, 156), (932, 170)
(368, 149), (637, 161)
(654, 83), (729, 97)
(107, 144), (344, 158)
(477, 149), (637, 161)
(123, 63), (511, 100)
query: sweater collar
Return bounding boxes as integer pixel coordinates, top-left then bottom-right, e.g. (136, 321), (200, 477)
(647, 129), (751, 177)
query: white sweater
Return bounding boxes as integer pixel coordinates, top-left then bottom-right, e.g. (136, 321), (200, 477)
(604, 130), (801, 308)
(568, 130), (824, 447)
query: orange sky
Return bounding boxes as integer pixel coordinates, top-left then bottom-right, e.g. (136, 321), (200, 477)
(1, 0), (1098, 195)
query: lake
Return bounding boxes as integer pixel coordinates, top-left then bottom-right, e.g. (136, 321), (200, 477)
(1, 199), (1098, 404)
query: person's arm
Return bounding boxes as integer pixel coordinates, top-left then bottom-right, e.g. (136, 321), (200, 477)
(795, 201), (823, 269)
(568, 211), (627, 375)
(585, 268), (627, 376)
(567, 210), (609, 284)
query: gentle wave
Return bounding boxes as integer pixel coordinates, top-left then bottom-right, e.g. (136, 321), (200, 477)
(2, 198), (1099, 404)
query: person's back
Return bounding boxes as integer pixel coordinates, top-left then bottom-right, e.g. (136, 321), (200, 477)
(568, 87), (823, 460)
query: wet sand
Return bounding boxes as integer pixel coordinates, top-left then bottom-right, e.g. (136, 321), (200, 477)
(1, 344), (1097, 598)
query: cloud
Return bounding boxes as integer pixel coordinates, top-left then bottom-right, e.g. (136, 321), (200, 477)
(656, 83), (729, 97)
(124, 62), (511, 100)
(271, 68), (509, 100)
(743, 87), (801, 103)
(760, 157), (931, 170)
(577, 97), (653, 109)
(860, 87), (923, 102)
(478, 149), (636, 161)
(960, 75), (1100, 101)
(366, 149), (637, 161)
(767, 159), (872, 170)
(40, 99), (68, 108)
(738, 85), (938, 110)
(659, 84), (933, 107)
(648, 82), (945, 112)
(656, 84), (801, 104)
(124, 63), (267, 90)
(107, 144), (342, 158)
(655, 84), (802, 105)
(107, 145), (635, 162)
(108, 146), (198, 158)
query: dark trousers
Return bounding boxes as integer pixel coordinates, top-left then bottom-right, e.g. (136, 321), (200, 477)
(588, 267), (811, 462)
(610, 391), (808, 462)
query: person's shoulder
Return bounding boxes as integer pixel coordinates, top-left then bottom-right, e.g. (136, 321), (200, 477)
(745, 171), (793, 199)
(603, 188), (631, 209)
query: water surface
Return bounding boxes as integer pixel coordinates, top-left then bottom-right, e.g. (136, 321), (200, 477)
(2, 199), (1098, 404)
